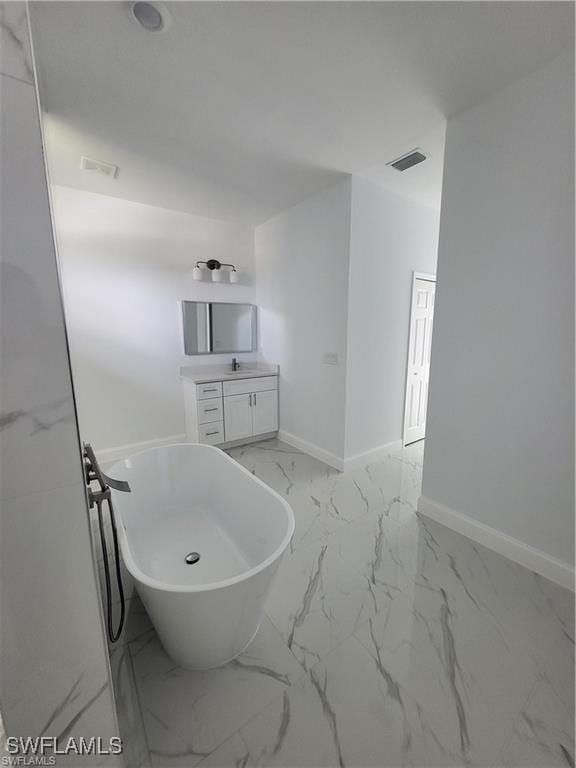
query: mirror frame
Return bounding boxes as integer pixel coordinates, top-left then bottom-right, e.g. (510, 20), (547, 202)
(182, 300), (257, 355)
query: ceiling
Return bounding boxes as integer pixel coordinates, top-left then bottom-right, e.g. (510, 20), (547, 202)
(31, 2), (573, 224)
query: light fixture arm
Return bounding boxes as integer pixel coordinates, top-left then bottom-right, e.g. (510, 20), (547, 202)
(194, 259), (237, 272)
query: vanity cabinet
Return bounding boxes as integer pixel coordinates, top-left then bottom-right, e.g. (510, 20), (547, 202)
(224, 389), (279, 442)
(183, 373), (278, 447)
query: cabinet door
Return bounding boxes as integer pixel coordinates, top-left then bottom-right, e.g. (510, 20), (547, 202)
(224, 394), (253, 441)
(252, 389), (278, 436)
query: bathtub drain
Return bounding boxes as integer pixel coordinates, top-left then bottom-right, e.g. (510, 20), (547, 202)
(185, 552), (201, 565)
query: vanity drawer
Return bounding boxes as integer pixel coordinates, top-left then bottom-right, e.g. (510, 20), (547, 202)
(198, 421), (224, 445)
(197, 397), (223, 425)
(223, 376), (278, 397)
(196, 381), (223, 400)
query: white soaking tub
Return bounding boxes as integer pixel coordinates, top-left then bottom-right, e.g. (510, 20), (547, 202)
(109, 443), (294, 669)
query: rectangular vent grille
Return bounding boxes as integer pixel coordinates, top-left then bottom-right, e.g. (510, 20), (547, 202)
(388, 149), (427, 172)
(80, 156), (119, 178)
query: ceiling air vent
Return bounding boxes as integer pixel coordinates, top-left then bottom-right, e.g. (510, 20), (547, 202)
(388, 149), (427, 172)
(80, 156), (119, 179)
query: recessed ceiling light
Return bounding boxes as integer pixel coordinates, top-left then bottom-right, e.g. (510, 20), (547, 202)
(130, 1), (169, 32)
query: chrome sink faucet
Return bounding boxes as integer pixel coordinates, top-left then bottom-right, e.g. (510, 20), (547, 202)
(231, 357), (240, 371)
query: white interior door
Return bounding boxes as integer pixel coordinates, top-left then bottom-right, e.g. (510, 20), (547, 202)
(252, 389), (278, 435)
(224, 394), (252, 441)
(403, 275), (436, 445)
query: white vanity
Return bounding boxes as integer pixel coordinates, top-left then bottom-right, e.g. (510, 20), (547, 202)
(181, 366), (279, 448)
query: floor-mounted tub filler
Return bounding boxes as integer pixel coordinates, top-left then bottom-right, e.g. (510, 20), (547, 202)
(109, 443), (295, 669)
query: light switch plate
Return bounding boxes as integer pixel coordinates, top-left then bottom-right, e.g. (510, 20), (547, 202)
(323, 352), (338, 365)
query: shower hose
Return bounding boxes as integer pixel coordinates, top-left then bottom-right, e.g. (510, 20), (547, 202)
(83, 442), (127, 644)
(95, 493), (126, 643)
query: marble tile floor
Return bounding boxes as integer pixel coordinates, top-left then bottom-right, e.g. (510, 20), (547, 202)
(123, 439), (574, 768)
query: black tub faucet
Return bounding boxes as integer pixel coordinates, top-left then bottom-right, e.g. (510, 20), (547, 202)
(232, 357), (240, 371)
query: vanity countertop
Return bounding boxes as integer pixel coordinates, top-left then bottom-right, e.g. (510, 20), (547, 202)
(180, 364), (279, 385)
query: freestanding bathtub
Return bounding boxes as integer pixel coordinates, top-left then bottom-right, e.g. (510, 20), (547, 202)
(109, 443), (294, 669)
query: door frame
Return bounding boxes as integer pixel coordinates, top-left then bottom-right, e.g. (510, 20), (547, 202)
(403, 271), (436, 447)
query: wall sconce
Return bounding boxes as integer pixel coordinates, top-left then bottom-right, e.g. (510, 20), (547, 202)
(192, 259), (239, 283)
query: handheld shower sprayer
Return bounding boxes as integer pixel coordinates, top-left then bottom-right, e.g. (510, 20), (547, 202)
(83, 443), (131, 643)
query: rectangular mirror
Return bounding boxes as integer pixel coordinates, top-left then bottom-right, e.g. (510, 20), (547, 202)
(182, 301), (257, 355)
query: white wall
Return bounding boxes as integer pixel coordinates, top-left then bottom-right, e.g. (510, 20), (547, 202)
(52, 186), (255, 453)
(345, 178), (440, 460)
(422, 51), (574, 567)
(255, 180), (352, 463)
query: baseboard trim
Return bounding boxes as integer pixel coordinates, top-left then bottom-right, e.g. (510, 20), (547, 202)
(418, 495), (574, 591)
(96, 434), (187, 466)
(278, 430), (344, 471)
(343, 440), (403, 472)
(219, 432), (278, 450)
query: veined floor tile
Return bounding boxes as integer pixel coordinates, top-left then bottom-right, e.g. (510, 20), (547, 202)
(109, 644), (149, 768)
(129, 617), (303, 768)
(277, 486), (334, 553)
(228, 439), (423, 552)
(238, 664), (342, 767)
(240, 633), (461, 767)
(131, 438), (574, 768)
(410, 517), (575, 716)
(354, 569), (540, 765)
(226, 439), (337, 498)
(331, 511), (414, 601)
(264, 534), (388, 671)
(227, 440), (341, 551)
(316, 455), (414, 527)
(195, 734), (253, 768)
(506, 572), (574, 715)
(497, 675), (575, 767)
